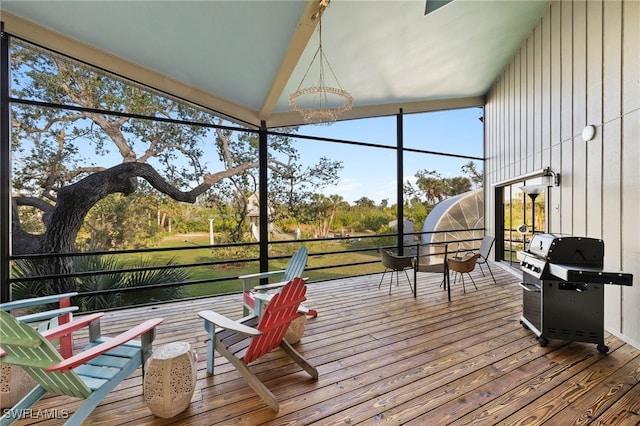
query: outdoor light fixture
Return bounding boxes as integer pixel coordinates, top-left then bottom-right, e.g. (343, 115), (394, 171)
(289, 0), (353, 124)
(543, 167), (560, 187)
(582, 125), (596, 141)
(519, 184), (546, 236)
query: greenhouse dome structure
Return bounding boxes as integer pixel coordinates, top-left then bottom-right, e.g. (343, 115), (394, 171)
(421, 189), (484, 255)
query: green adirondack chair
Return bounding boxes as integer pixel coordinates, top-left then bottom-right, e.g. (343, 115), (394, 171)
(1, 292), (80, 359)
(0, 310), (162, 425)
(0, 293), (81, 409)
(199, 277), (318, 412)
(239, 246), (317, 318)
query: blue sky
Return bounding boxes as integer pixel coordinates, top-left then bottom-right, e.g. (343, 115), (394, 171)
(295, 107), (484, 204)
(10, 43), (483, 208)
(13, 99), (483, 207)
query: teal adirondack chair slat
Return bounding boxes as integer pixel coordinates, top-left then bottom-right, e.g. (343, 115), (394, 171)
(83, 337), (142, 359)
(0, 293), (78, 312)
(86, 353), (133, 369)
(17, 307), (79, 324)
(282, 248), (307, 282)
(76, 375), (109, 391)
(75, 363), (118, 380)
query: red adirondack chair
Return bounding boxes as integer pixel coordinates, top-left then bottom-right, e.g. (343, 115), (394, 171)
(239, 246), (317, 318)
(199, 277), (318, 412)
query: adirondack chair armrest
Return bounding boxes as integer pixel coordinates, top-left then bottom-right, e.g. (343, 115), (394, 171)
(0, 313), (105, 358)
(240, 270), (285, 290)
(252, 280), (289, 292)
(239, 270), (285, 281)
(199, 310), (261, 336)
(1, 292), (80, 358)
(46, 318), (163, 373)
(40, 312), (104, 341)
(252, 277), (308, 292)
(252, 293), (272, 305)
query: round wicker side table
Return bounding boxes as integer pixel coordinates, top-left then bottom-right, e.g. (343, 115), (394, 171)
(284, 315), (307, 344)
(143, 342), (197, 418)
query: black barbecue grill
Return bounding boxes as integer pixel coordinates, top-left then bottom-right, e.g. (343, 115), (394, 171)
(516, 233), (633, 353)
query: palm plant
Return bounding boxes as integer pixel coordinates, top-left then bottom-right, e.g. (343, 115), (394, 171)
(11, 254), (187, 312)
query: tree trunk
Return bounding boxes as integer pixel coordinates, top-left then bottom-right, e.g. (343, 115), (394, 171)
(12, 162), (231, 294)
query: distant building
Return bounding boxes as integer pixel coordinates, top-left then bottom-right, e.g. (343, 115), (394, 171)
(246, 193), (274, 241)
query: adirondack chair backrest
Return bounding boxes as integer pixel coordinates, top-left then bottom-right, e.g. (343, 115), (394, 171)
(1, 292), (79, 358)
(0, 311), (92, 398)
(244, 277), (306, 364)
(281, 247), (308, 282)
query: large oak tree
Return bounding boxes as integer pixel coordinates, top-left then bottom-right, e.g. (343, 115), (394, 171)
(10, 43), (341, 292)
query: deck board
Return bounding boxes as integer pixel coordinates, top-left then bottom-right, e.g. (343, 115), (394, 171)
(6, 264), (640, 425)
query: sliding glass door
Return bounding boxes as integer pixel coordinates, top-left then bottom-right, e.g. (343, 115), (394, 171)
(498, 177), (547, 268)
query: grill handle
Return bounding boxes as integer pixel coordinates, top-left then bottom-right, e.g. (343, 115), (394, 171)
(519, 282), (541, 293)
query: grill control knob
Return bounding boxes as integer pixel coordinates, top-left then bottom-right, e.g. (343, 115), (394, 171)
(533, 266), (541, 273)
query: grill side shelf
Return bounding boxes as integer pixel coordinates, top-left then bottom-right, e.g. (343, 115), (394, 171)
(548, 264), (633, 286)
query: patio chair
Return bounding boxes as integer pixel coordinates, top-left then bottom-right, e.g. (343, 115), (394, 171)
(448, 253), (480, 293)
(413, 244), (451, 300)
(199, 277), (318, 412)
(378, 248), (414, 295)
(476, 235), (497, 284)
(0, 310), (163, 425)
(239, 246), (317, 318)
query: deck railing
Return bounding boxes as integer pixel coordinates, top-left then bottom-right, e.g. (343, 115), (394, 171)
(8, 228), (485, 313)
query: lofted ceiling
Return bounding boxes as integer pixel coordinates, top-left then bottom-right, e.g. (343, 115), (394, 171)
(1, 0), (550, 128)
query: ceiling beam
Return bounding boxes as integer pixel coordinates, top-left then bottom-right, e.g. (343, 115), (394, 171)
(265, 96), (486, 128)
(258, 0), (325, 122)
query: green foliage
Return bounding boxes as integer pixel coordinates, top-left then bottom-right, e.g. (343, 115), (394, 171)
(10, 260), (57, 300)
(405, 161), (482, 208)
(17, 205), (47, 234)
(297, 193), (348, 238)
(404, 198), (428, 232)
(267, 131), (344, 226)
(461, 161), (484, 188)
(360, 211), (392, 232)
(371, 225), (398, 249)
(81, 193), (161, 250)
(11, 255), (187, 311)
(11, 44), (212, 197)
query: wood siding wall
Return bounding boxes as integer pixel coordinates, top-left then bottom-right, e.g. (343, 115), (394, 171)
(484, 0), (640, 348)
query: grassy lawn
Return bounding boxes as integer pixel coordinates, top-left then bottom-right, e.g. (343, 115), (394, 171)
(122, 233), (383, 298)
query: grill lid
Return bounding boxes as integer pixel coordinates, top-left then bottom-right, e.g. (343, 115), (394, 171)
(527, 233), (604, 267)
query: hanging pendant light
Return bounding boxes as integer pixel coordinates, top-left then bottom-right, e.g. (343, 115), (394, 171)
(289, 0), (352, 124)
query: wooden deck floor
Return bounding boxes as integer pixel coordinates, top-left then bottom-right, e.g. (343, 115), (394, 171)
(10, 264), (640, 425)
